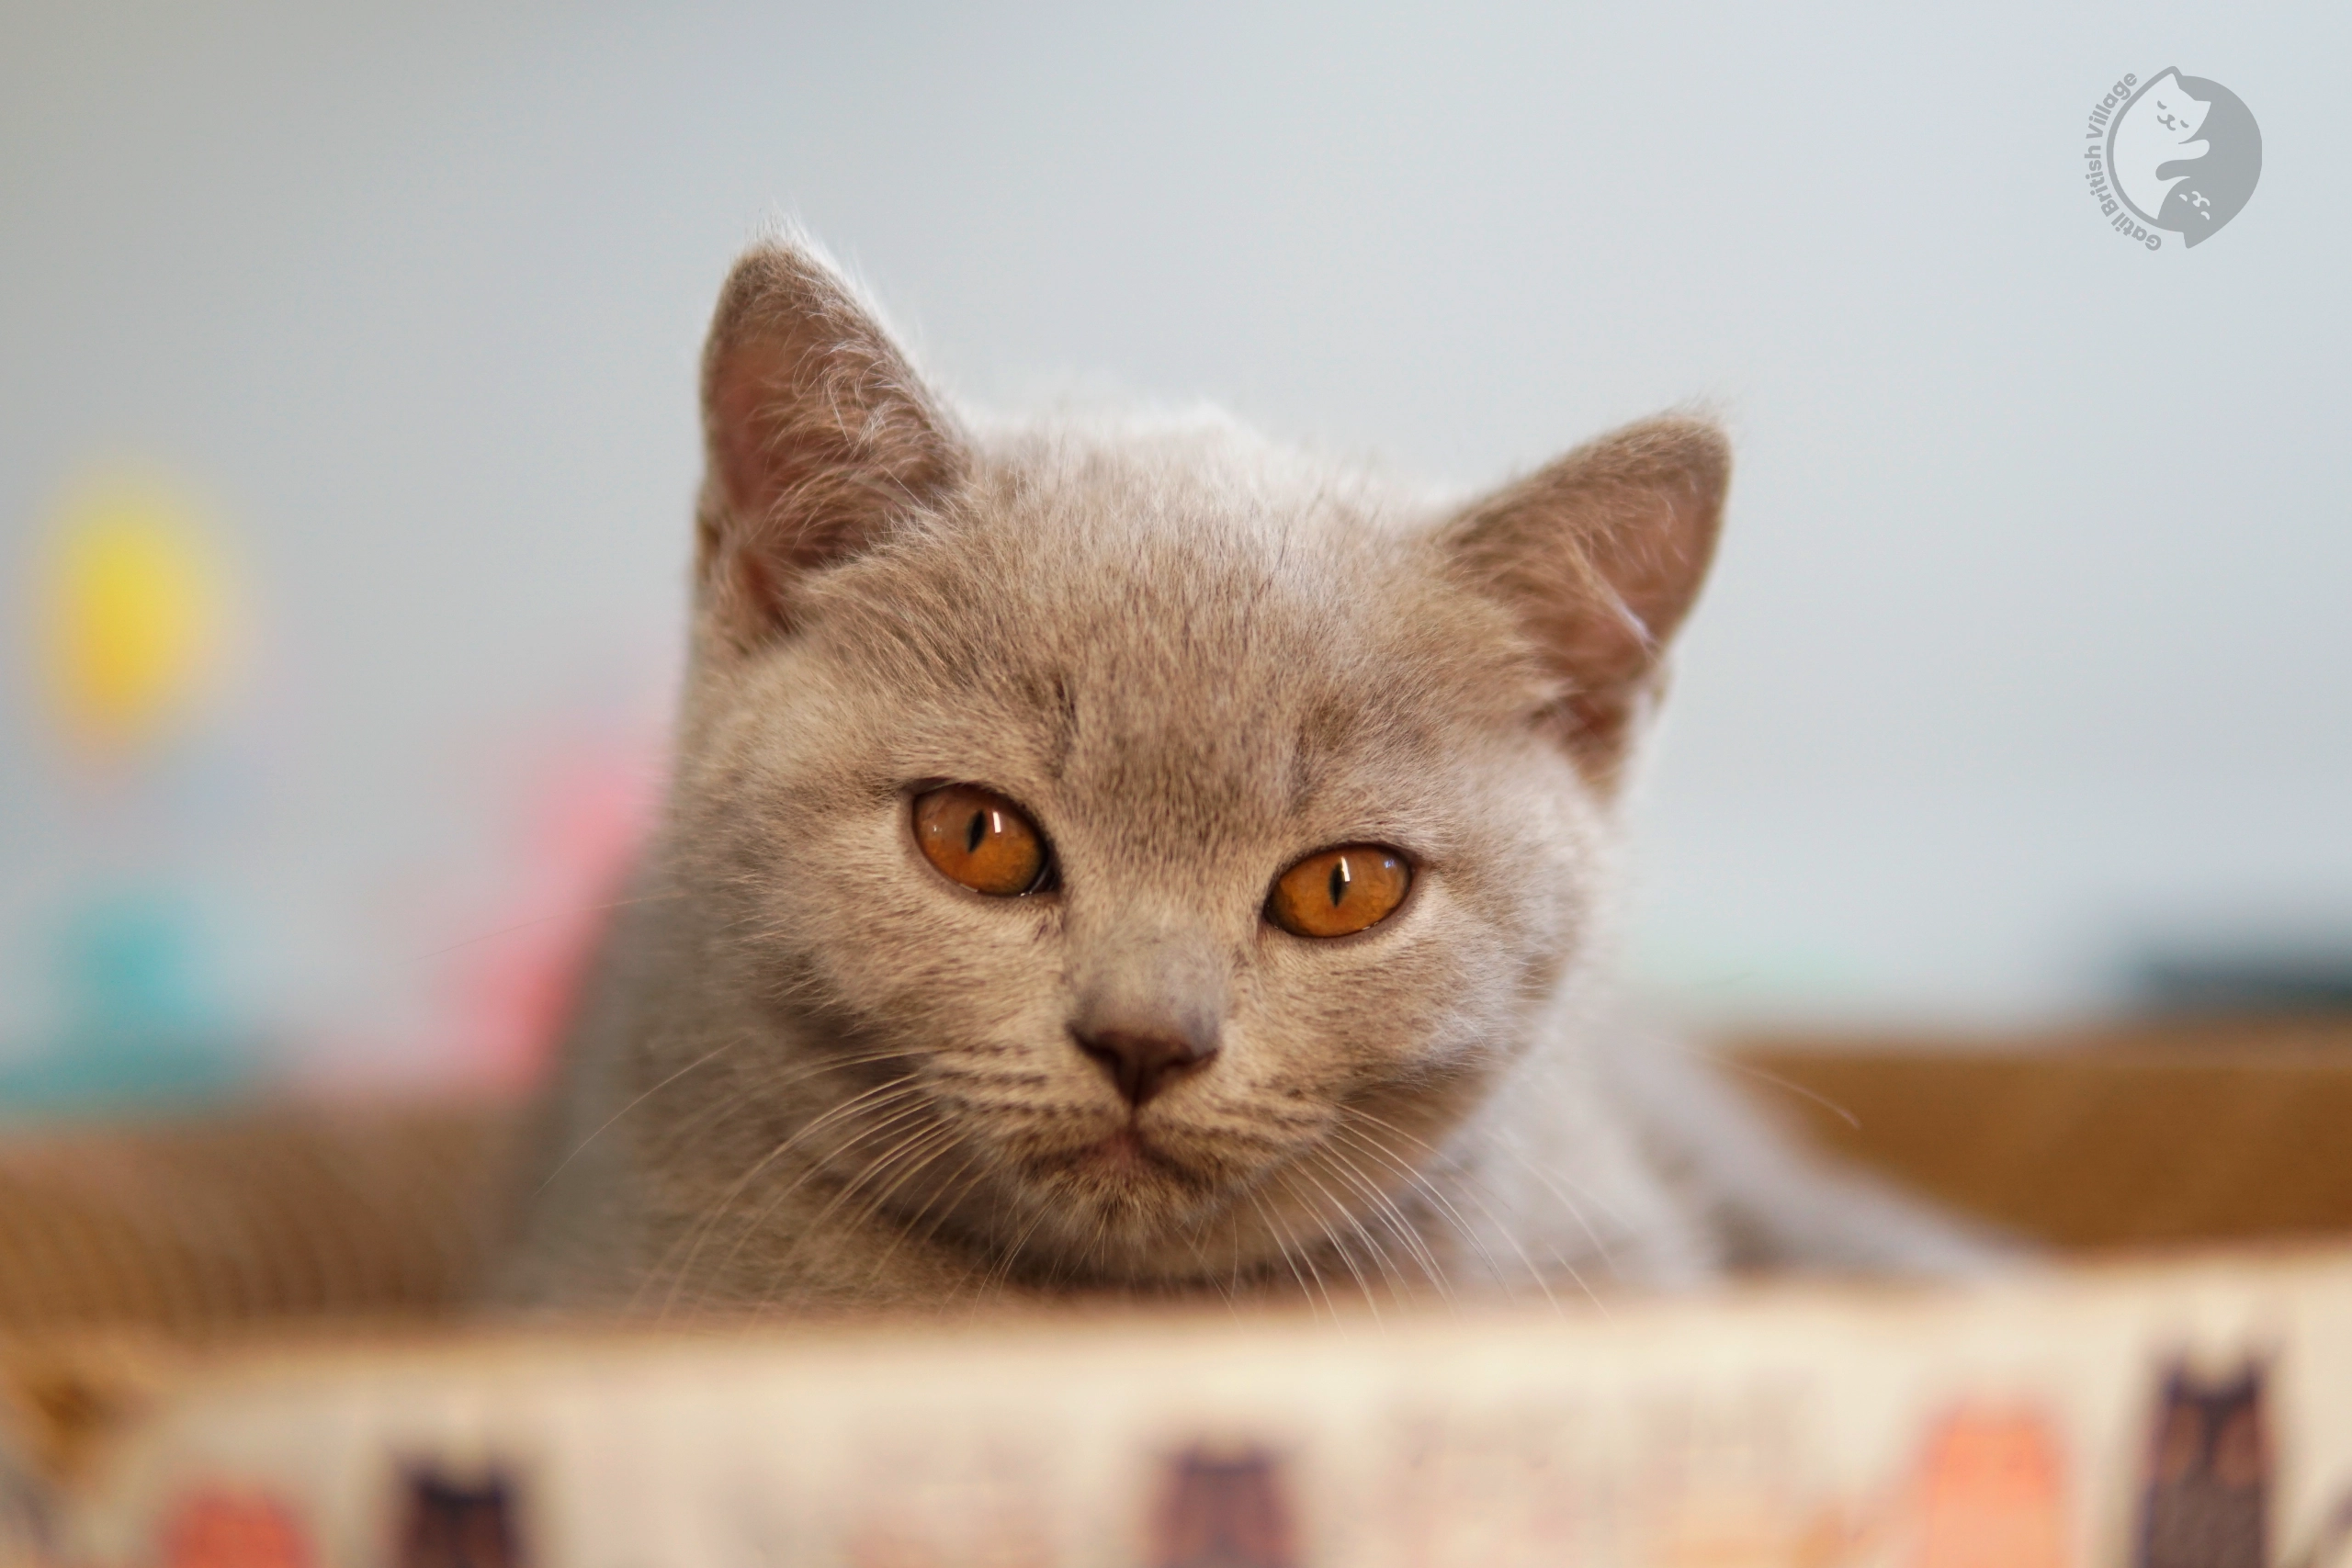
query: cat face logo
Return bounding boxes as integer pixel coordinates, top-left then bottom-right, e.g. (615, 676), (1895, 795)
(1148, 1445), (1297, 1568)
(2090, 68), (2262, 249)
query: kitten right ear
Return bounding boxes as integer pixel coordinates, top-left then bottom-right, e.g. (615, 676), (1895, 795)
(1440, 415), (1728, 778)
(695, 239), (966, 651)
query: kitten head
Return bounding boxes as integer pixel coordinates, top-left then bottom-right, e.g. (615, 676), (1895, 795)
(651, 238), (1724, 1292)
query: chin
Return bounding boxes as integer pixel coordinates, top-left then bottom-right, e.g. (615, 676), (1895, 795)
(969, 1120), (1320, 1288)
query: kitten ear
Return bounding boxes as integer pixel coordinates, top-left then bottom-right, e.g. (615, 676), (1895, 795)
(1441, 415), (1728, 773)
(695, 238), (967, 650)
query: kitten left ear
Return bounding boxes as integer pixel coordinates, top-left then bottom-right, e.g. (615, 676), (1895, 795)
(695, 238), (967, 652)
(1440, 415), (1728, 773)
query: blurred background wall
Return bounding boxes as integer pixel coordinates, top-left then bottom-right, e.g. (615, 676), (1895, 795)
(4, 1), (2347, 1113)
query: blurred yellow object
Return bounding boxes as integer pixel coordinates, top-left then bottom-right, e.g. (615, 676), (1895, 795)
(38, 479), (227, 755)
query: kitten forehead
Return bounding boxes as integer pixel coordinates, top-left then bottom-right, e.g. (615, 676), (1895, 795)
(800, 416), (1546, 839)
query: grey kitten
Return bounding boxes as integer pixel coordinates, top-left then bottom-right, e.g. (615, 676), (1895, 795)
(503, 236), (1985, 1314)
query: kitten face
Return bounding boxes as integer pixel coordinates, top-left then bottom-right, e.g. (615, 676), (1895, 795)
(635, 240), (1724, 1297)
(671, 423), (1602, 1280)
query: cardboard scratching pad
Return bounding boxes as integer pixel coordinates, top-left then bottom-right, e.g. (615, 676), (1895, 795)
(0, 1101), (526, 1336)
(1741, 1016), (2352, 1248)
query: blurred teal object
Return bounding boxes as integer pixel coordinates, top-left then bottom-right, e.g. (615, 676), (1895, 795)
(0, 887), (248, 1118)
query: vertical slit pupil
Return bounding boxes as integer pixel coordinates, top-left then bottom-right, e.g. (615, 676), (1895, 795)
(966, 809), (988, 855)
(1328, 857), (1351, 908)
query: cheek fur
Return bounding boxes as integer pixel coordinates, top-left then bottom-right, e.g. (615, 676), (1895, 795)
(763, 800), (1069, 1045)
(1242, 909), (1471, 1083)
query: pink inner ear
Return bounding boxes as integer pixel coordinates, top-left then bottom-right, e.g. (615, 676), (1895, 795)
(1575, 488), (1717, 685)
(709, 340), (800, 524)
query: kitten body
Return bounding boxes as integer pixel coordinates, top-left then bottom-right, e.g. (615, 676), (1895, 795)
(505, 240), (1983, 1315)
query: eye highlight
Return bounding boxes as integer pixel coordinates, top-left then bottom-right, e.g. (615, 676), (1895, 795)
(1267, 845), (1411, 938)
(912, 784), (1051, 897)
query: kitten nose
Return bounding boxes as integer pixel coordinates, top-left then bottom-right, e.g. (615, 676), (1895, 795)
(1071, 1024), (1218, 1108)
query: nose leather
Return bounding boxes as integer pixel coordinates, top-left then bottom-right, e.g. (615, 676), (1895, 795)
(1069, 923), (1228, 1108)
(1072, 1024), (1218, 1107)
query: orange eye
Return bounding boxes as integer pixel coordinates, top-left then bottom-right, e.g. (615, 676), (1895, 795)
(912, 784), (1051, 897)
(1267, 845), (1411, 938)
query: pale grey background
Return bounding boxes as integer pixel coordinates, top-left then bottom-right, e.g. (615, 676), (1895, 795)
(4, 1), (2347, 1083)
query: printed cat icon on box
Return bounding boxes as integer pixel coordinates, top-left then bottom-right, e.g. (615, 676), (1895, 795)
(1910, 1407), (2069, 1568)
(2136, 1363), (2267, 1568)
(1149, 1447), (1297, 1568)
(396, 1470), (525, 1568)
(162, 1490), (312, 1568)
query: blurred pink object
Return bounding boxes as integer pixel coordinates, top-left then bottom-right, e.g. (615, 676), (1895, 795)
(448, 733), (657, 1091)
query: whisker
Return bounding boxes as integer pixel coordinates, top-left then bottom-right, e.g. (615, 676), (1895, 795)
(748, 1120), (962, 1314)
(1491, 1143), (1622, 1272)
(971, 1193), (1057, 1311)
(1328, 1114), (1511, 1292)
(866, 1145), (989, 1289)
(535, 1030), (751, 1195)
(1267, 1167), (1374, 1321)
(639, 1075), (927, 1317)
(1243, 1188), (1320, 1316)
(1690, 1047), (1864, 1131)
(807, 1118), (961, 1244)
(1344, 1111), (1592, 1314)
(697, 1094), (945, 1310)
(1289, 1153), (1410, 1310)
(1316, 1138), (1452, 1299)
